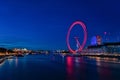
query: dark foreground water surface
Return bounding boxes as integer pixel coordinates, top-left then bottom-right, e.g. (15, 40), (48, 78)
(0, 54), (120, 80)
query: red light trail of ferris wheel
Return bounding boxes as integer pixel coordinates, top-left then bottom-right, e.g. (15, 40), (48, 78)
(66, 21), (87, 54)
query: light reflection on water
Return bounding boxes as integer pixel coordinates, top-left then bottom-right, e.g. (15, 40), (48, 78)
(15, 57), (18, 67)
(88, 56), (120, 63)
(66, 57), (75, 80)
(0, 54), (120, 80)
(64, 56), (120, 80)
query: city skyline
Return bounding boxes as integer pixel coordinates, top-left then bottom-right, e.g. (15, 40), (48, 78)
(0, 0), (120, 50)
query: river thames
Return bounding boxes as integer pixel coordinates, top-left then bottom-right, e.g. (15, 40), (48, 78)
(0, 54), (120, 80)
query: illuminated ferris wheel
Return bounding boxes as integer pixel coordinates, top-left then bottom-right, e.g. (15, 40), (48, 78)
(66, 21), (87, 54)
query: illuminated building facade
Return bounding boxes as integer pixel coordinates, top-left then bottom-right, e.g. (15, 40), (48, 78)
(86, 42), (120, 54)
(13, 48), (31, 53)
(104, 42), (120, 53)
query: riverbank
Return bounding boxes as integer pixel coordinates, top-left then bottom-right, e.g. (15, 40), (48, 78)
(63, 53), (120, 58)
(0, 58), (5, 64)
(0, 55), (15, 64)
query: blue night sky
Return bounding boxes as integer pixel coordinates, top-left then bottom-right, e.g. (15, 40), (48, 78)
(0, 0), (120, 50)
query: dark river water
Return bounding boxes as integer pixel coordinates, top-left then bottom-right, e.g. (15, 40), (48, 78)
(0, 54), (120, 80)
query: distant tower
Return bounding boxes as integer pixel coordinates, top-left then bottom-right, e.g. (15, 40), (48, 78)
(91, 35), (102, 45)
(96, 35), (102, 45)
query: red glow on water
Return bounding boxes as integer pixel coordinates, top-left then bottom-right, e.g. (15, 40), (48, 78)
(66, 21), (87, 54)
(67, 57), (73, 69)
(66, 57), (75, 80)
